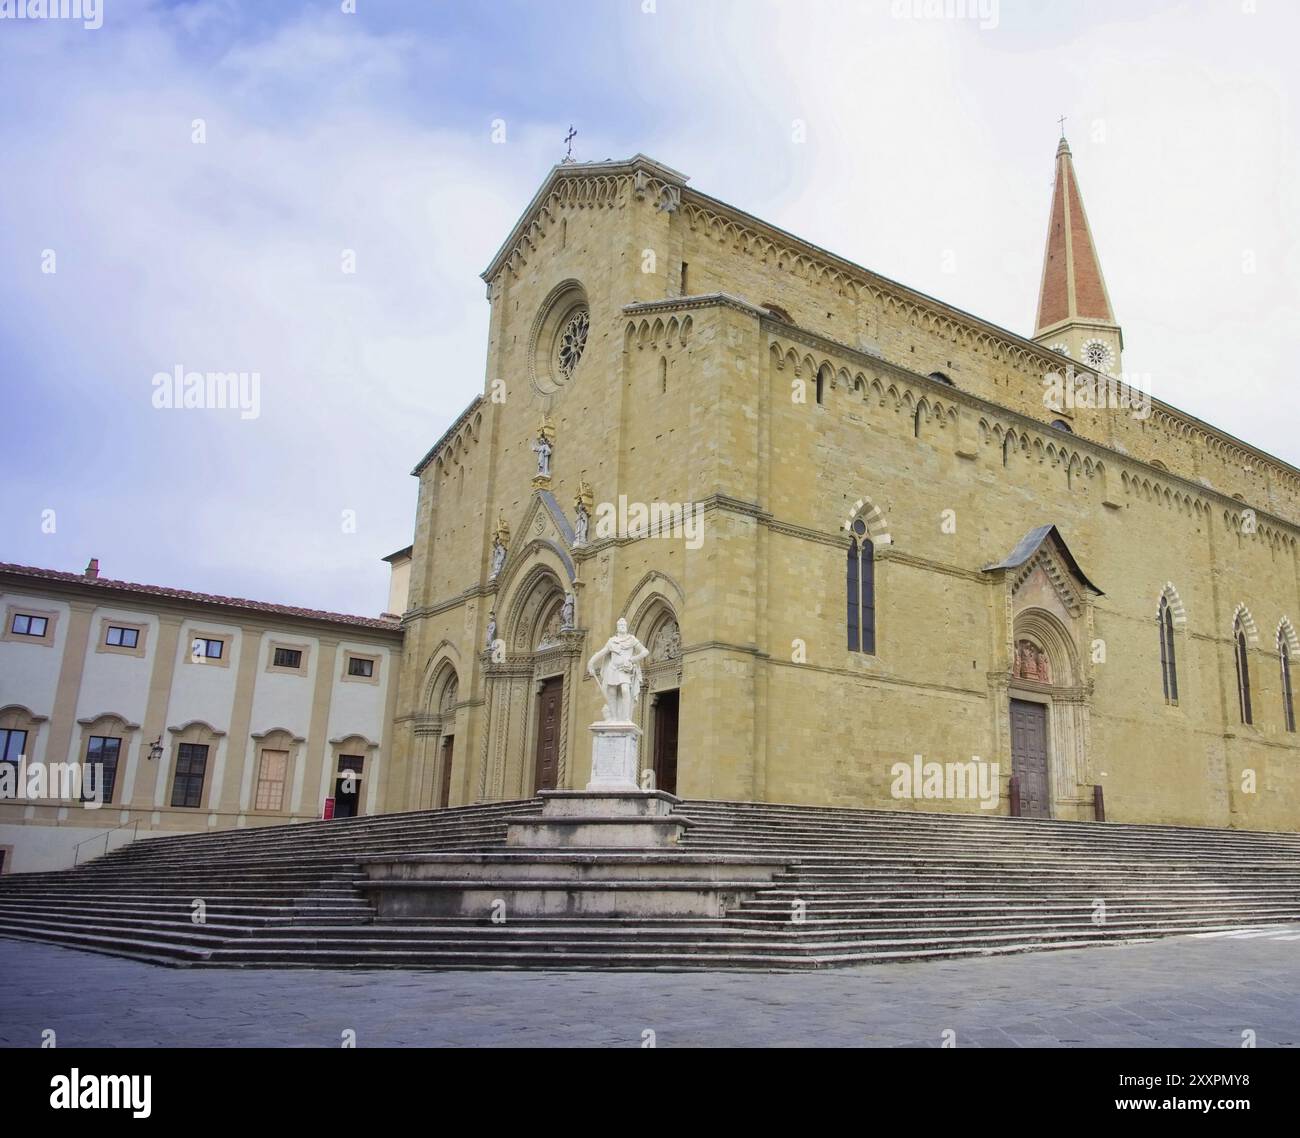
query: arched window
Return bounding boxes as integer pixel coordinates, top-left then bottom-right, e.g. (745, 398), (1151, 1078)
(1050, 419), (1074, 433)
(1281, 638), (1296, 733)
(1234, 617), (1253, 725)
(815, 366), (828, 406)
(927, 371), (954, 386)
(1158, 596), (1178, 703)
(847, 518), (875, 654)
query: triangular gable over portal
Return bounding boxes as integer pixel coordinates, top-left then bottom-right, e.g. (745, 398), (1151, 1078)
(983, 524), (1103, 621)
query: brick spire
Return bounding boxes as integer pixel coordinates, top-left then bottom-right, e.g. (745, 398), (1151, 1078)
(1034, 136), (1115, 335)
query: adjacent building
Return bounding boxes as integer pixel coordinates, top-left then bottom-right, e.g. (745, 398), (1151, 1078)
(0, 561), (402, 872)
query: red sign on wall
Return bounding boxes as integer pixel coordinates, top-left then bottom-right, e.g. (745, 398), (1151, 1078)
(322, 797), (336, 820)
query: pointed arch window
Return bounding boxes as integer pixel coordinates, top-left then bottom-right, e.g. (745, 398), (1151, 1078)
(1234, 617), (1252, 726)
(1281, 637), (1296, 733)
(847, 519), (875, 654)
(1158, 596), (1178, 703)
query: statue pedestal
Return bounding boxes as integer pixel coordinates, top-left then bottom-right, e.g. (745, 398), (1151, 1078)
(587, 721), (640, 791)
(504, 721), (684, 847)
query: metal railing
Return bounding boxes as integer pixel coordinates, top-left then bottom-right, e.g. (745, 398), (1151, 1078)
(72, 819), (140, 866)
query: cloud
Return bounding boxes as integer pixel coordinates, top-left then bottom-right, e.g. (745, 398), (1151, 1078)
(0, 7), (541, 613)
(1, 0), (1297, 621)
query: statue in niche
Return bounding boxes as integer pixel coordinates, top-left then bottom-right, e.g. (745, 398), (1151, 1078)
(587, 618), (650, 723)
(1014, 639), (1052, 684)
(531, 414), (556, 483)
(561, 592), (575, 631)
(484, 611), (497, 653)
(532, 433), (553, 479)
(573, 472), (593, 547)
(489, 511), (510, 579)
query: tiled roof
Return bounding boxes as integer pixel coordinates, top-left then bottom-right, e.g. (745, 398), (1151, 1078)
(1036, 136), (1114, 333)
(0, 563), (402, 633)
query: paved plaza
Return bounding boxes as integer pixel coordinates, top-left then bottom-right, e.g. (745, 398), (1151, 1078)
(1, 929), (1297, 1048)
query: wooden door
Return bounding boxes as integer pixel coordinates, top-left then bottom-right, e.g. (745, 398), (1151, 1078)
(652, 690), (680, 795)
(1010, 699), (1050, 818)
(439, 735), (454, 809)
(532, 677), (563, 793)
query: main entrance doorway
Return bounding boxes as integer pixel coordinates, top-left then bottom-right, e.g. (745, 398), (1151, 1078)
(652, 690), (680, 795)
(1009, 699), (1050, 818)
(533, 676), (563, 793)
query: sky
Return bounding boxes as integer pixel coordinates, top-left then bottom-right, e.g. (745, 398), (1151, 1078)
(1, 0), (1297, 616)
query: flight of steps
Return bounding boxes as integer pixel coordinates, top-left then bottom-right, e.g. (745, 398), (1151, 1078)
(0, 802), (534, 966)
(1, 799), (1298, 971)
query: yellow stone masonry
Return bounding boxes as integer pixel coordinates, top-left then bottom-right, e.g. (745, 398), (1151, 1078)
(388, 155), (1300, 832)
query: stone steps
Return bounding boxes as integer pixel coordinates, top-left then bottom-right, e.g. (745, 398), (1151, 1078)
(2, 797), (1298, 970)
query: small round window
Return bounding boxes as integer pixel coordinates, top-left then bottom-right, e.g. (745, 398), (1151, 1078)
(1082, 338), (1113, 371)
(556, 308), (589, 380)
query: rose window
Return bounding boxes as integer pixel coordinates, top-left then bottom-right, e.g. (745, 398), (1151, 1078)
(1082, 339), (1113, 370)
(556, 308), (590, 379)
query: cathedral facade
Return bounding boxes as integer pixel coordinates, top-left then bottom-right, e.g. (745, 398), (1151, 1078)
(387, 146), (1300, 831)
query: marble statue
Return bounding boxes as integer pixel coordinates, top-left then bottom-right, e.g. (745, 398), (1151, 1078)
(587, 618), (649, 723)
(573, 502), (589, 546)
(561, 592), (575, 631)
(485, 611), (497, 652)
(532, 433), (553, 479)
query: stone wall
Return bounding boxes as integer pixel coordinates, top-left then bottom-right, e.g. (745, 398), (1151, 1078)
(388, 160), (1300, 832)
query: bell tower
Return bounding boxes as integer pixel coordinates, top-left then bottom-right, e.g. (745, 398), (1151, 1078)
(1033, 135), (1123, 376)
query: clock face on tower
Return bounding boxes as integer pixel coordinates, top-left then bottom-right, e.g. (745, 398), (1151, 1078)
(1082, 338), (1114, 372)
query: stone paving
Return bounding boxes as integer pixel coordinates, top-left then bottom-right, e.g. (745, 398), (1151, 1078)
(0, 929), (1297, 1047)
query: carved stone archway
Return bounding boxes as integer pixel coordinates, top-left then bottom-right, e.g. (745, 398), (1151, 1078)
(984, 526), (1102, 820)
(413, 662), (460, 809)
(630, 600), (683, 789)
(481, 565), (583, 800)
